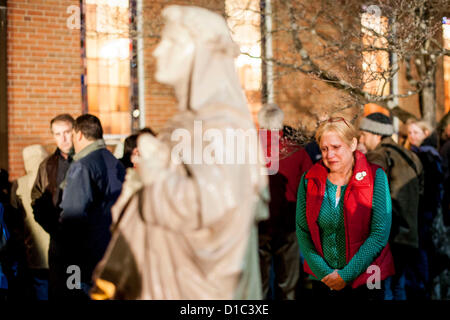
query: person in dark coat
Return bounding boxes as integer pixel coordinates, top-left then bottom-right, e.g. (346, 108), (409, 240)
(436, 115), (450, 299)
(31, 114), (74, 300)
(258, 104), (313, 299)
(59, 114), (125, 300)
(359, 113), (424, 300)
(438, 114), (450, 226)
(0, 169), (28, 300)
(0, 170), (12, 300)
(407, 119), (446, 299)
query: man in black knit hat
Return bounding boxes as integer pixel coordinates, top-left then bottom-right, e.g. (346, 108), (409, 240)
(359, 112), (424, 300)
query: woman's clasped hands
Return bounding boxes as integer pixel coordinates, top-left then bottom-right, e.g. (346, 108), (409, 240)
(322, 270), (346, 291)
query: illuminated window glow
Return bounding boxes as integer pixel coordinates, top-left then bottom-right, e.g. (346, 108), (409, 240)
(361, 12), (390, 97)
(226, 0), (262, 117)
(85, 0), (131, 136)
(444, 18), (450, 113)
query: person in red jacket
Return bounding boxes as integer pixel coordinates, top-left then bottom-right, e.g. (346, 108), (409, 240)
(258, 104), (312, 299)
(296, 116), (394, 300)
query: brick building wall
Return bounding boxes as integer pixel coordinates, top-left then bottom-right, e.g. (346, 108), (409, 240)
(7, 0), (82, 180)
(141, 0), (224, 132)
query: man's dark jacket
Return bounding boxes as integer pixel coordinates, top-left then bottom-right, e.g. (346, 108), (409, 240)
(59, 141), (125, 285)
(31, 149), (69, 234)
(440, 139), (450, 225)
(366, 137), (424, 248)
(31, 149), (72, 298)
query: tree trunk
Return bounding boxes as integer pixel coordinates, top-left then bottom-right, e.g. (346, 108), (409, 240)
(420, 79), (437, 127)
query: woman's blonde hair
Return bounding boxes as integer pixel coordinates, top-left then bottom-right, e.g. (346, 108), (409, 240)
(406, 118), (433, 135)
(315, 117), (358, 147)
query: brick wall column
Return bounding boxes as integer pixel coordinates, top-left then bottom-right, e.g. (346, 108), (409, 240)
(7, 0), (83, 180)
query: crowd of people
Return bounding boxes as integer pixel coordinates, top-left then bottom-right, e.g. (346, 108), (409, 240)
(0, 5), (449, 301)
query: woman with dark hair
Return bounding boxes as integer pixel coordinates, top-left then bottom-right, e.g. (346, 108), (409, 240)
(119, 128), (155, 169)
(119, 134), (138, 169)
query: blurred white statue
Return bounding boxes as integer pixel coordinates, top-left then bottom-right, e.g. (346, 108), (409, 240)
(91, 5), (269, 300)
(12, 145), (50, 270)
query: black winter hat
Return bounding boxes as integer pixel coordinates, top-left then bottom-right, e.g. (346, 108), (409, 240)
(359, 112), (394, 136)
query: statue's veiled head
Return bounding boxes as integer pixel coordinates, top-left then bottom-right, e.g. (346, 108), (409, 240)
(153, 5), (245, 112)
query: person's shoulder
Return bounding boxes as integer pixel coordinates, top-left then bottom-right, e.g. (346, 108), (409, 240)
(300, 170), (309, 182)
(367, 145), (388, 158)
(374, 166), (388, 179)
(409, 147), (422, 163)
(85, 148), (125, 170)
(283, 145), (309, 160)
(380, 139), (419, 161)
(375, 138), (401, 153)
(364, 167), (386, 191)
(37, 151), (57, 169)
(440, 140), (450, 157)
(100, 148), (124, 164)
(80, 147), (108, 162)
(441, 139), (450, 150)
(297, 171), (309, 191)
(295, 145), (309, 156)
(67, 159), (85, 175)
(366, 148), (389, 169)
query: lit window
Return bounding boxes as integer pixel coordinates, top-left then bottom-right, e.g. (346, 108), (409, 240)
(83, 0), (133, 137)
(443, 17), (450, 114)
(226, 0), (262, 116)
(361, 12), (390, 97)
